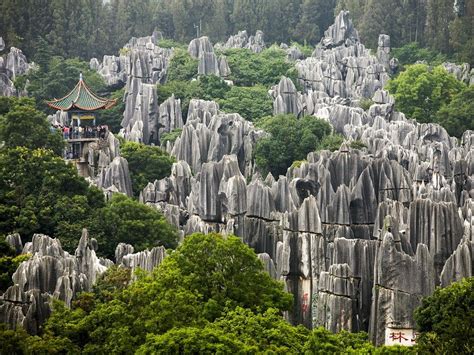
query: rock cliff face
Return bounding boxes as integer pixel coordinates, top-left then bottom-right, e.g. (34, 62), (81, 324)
(216, 30), (266, 53)
(0, 46), (31, 96)
(0, 231), (167, 334)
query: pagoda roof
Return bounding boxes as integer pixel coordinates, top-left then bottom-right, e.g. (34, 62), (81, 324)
(46, 77), (117, 111)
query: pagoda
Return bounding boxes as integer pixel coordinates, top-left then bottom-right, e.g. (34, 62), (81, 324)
(46, 73), (117, 175)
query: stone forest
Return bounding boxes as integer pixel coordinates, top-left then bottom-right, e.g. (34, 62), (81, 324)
(0, 0), (473, 353)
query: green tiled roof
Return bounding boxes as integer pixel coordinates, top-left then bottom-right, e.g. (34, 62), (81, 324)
(46, 78), (116, 111)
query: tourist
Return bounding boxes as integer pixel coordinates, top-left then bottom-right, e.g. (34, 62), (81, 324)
(63, 126), (69, 139)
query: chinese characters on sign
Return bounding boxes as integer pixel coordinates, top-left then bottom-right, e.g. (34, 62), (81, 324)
(385, 328), (418, 346)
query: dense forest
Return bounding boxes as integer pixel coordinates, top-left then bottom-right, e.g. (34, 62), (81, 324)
(1, 0), (473, 64)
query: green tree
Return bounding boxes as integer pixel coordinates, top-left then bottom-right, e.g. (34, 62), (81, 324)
(255, 115), (332, 177)
(386, 64), (466, 125)
(166, 48), (199, 82)
(316, 133), (345, 152)
(223, 47), (297, 87)
(0, 97), (64, 155)
(218, 85), (272, 121)
(88, 194), (177, 258)
(120, 141), (175, 197)
(41, 233), (291, 352)
(137, 327), (245, 354)
(0, 147), (105, 250)
(414, 277), (474, 354)
(436, 85), (474, 137)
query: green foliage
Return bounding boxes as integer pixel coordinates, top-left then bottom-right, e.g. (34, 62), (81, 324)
(88, 194), (178, 259)
(386, 64), (466, 130)
(0, 323), (30, 355)
(359, 98), (374, 111)
(303, 327), (375, 353)
(0, 97), (64, 155)
(137, 327), (244, 354)
(392, 42), (448, 67)
(157, 38), (186, 49)
(350, 140), (368, 150)
(223, 47), (298, 87)
(166, 48), (198, 82)
(160, 128), (182, 146)
(95, 88), (125, 133)
(316, 134), (345, 152)
(120, 141), (175, 196)
(38, 233), (291, 352)
(198, 75), (231, 100)
(92, 266), (132, 303)
(0, 147), (105, 251)
(26, 57), (106, 113)
(436, 85), (474, 138)
(219, 85), (272, 121)
(255, 115), (332, 177)
(414, 277), (474, 354)
(211, 307), (310, 353)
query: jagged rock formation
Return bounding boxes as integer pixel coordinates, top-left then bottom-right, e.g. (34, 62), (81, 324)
(0, 231), (168, 334)
(0, 231), (110, 334)
(97, 156), (133, 197)
(189, 36), (220, 76)
(157, 94), (184, 143)
(0, 46), (31, 96)
(294, 11), (390, 101)
(216, 30), (266, 53)
(271, 76), (301, 115)
(0, 37), (5, 52)
(442, 62), (473, 85)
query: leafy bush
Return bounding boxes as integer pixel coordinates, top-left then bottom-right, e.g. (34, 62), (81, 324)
(0, 147), (105, 251)
(255, 115), (332, 177)
(415, 277), (474, 354)
(359, 98), (374, 111)
(219, 85), (272, 121)
(120, 141), (175, 197)
(88, 194), (178, 258)
(166, 48), (198, 82)
(223, 47), (298, 87)
(386, 64), (466, 130)
(436, 85), (474, 137)
(160, 128), (183, 146)
(392, 42), (448, 68)
(316, 134), (344, 152)
(0, 97), (64, 155)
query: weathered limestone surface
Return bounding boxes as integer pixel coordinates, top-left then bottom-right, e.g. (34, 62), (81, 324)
(0, 231), (110, 334)
(0, 46), (31, 96)
(216, 30), (266, 53)
(0, 231), (170, 334)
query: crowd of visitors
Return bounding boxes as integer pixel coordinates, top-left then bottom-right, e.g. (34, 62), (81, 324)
(52, 124), (110, 160)
(51, 124), (109, 140)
